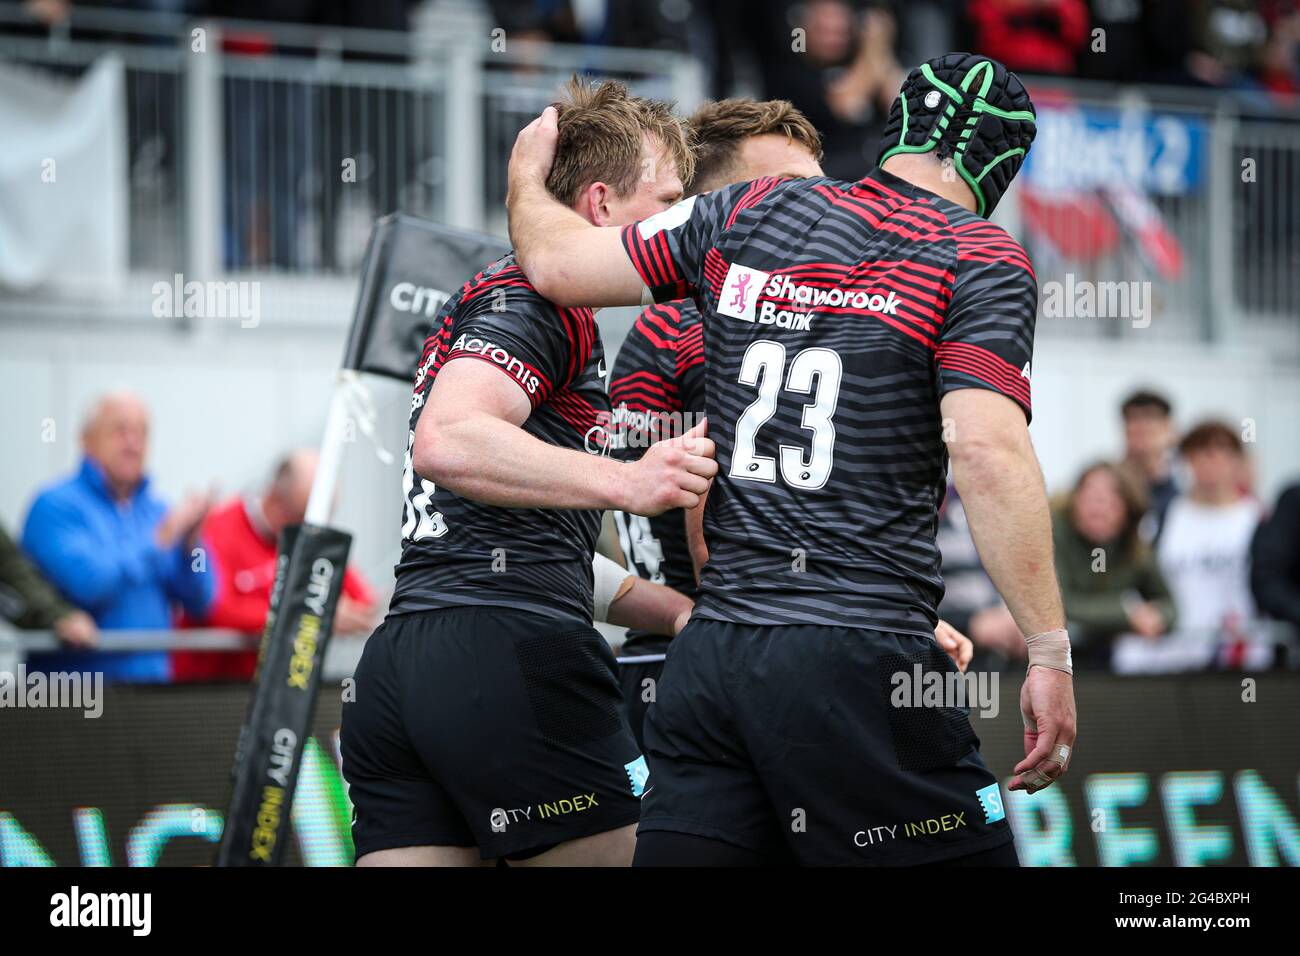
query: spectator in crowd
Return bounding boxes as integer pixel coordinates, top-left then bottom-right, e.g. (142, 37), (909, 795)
(736, 0), (904, 180)
(965, 0), (1089, 76)
(895, 0), (958, 66)
(935, 485), (1024, 669)
(1076, 0), (1145, 82)
(1120, 389), (1180, 541)
(1250, 482), (1300, 636)
(0, 523), (97, 645)
(20, 391), (216, 682)
(174, 449), (378, 681)
(1052, 462), (1177, 669)
(486, 0), (682, 49)
(1186, 0), (1270, 88)
(1259, 2), (1300, 100)
(1115, 421), (1266, 672)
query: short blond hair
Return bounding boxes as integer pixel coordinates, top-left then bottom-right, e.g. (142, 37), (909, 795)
(545, 76), (693, 206)
(686, 98), (823, 194)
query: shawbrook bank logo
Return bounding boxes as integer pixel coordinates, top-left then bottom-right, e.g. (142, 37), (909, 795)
(718, 262), (901, 331)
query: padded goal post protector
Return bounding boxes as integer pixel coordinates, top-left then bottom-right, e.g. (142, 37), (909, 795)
(215, 523), (352, 867)
(340, 213), (512, 383)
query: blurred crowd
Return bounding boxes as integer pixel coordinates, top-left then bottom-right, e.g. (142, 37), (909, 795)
(937, 388), (1300, 673)
(2, 386), (1298, 680)
(17, 0), (1300, 189)
(0, 391), (378, 683)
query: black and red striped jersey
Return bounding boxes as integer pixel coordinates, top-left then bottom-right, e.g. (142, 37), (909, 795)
(620, 168), (1038, 636)
(391, 254), (610, 624)
(608, 300), (706, 643)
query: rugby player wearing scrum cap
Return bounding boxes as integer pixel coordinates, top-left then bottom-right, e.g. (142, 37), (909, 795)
(341, 78), (714, 867)
(611, 96), (974, 750)
(507, 53), (1076, 866)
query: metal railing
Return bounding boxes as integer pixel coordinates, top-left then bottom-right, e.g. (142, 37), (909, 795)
(0, 3), (703, 283)
(1010, 77), (1300, 351)
(0, 627), (363, 682)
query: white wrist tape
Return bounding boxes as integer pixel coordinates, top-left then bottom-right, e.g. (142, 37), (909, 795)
(592, 552), (635, 623)
(1025, 628), (1073, 676)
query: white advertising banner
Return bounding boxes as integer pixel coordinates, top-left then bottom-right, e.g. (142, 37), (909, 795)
(0, 54), (127, 292)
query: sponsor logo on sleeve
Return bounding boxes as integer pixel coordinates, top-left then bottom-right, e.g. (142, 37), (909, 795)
(448, 333), (542, 395)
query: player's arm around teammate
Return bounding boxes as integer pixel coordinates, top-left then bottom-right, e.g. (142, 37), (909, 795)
(943, 388), (1077, 792)
(507, 81), (1080, 800)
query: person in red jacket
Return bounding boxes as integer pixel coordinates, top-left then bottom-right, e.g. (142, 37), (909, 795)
(174, 449), (378, 681)
(966, 0), (1089, 76)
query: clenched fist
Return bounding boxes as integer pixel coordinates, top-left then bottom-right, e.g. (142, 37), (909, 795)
(619, 418), (717, 517)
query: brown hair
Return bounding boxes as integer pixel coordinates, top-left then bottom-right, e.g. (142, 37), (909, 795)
(545, 76), (693, 207)
(1179, 420), (1243, 457)
(1120, 388), (1172, 420)
(686, 98), (824, 194)
(1068, 460), (1150, 555)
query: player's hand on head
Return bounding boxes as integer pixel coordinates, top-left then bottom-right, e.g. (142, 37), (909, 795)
(1010, 665), (1077, 793)
(507, 106), (559, 202)
(933, 619), (973, 672)
(621, 417), (717, 516)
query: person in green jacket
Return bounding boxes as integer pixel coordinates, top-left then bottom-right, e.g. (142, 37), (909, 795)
(0, 522), (97, 646)
(1052, 461), (1177, 669)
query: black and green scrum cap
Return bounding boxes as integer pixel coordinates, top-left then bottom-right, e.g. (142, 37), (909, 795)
(877, 53), (1036, 218)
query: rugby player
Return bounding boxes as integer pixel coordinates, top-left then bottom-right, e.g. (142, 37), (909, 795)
(611, 96), (973, 749)
(340, 78), (713, 867)
(506, 53), (1077, 866)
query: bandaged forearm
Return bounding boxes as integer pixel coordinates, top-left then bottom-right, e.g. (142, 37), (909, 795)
(1025, 628), (1073, 675)
(592, 552), (635, 623)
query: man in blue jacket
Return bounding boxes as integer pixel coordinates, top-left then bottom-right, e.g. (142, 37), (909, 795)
(21, 391), (216, 682)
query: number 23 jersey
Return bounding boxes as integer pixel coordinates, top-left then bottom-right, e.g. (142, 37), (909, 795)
(620, 168), (1038, 636)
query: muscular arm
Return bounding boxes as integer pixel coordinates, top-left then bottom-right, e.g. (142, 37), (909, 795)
(416, 358), (622, 510)
(942, 389), (1065, 638)
(414, 359), (714, 516)
(944, 388), (1075, 794)
(506, 107), (647, 307)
